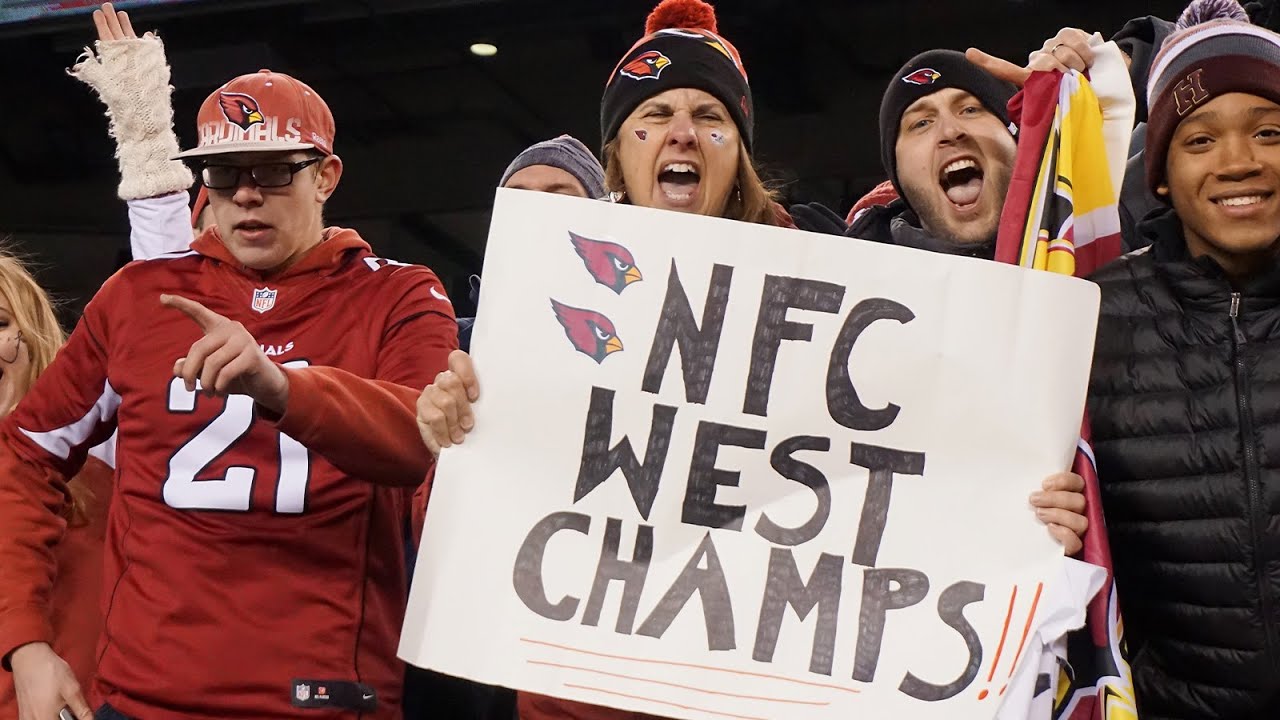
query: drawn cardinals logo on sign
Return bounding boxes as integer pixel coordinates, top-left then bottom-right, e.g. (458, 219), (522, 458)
(550, 300), (623, 363)
(569, 231), (642, 294)
(620, 51), (672, 81)
(220, 92), (266, 130)
(252, 287), (278, 314)
(902, 68), (942, 86)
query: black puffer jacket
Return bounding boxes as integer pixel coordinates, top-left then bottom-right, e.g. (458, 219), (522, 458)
(1089, 210), (1280, 719)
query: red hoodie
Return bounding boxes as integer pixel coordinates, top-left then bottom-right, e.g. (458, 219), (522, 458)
(0, 227), (456, 720)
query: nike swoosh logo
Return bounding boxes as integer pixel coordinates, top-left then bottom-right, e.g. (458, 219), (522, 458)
(362, 693), (375, 700)
(430, 287), (451, 303)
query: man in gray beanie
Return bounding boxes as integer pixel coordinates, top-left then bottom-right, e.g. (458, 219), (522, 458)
(452, 134), (605, 350)
(403, 132), (605, 720)
(499, 134), (605, 199)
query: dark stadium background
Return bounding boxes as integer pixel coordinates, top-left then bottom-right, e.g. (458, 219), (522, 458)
(0, 0), (1184, 322)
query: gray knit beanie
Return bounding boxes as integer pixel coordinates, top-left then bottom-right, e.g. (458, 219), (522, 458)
(499, 135), (606, 199)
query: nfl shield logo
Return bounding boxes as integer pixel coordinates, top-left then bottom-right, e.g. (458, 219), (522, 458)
(252, 287), (277, 314)
(295, 683), (311, 702)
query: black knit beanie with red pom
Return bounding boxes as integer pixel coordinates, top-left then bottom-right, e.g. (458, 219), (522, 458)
(600, 0), (753, 152)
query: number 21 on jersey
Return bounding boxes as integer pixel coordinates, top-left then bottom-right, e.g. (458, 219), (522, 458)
(162, 360), (310, 513)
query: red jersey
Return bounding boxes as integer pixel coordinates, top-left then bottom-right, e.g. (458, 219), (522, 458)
(0, 228), (456, 720)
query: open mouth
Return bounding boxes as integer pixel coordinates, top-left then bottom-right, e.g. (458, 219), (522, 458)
(658, 162), (701, 204)
(939, 157), (985, 210)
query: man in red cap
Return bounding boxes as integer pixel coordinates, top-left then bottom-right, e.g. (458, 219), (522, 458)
(0, 68), (457, 720)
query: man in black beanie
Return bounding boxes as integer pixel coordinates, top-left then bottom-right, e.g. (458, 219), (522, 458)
(848, 49), (1018, 257)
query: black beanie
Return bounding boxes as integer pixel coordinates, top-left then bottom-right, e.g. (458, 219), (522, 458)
(600, 0), (752, 153)
(878, 49), (1017, 198)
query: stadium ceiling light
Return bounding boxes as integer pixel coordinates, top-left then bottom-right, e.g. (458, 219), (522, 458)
(469, 43), (498, 57)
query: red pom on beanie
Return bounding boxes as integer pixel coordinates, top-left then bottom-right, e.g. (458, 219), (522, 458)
(645, 0), (718, 35)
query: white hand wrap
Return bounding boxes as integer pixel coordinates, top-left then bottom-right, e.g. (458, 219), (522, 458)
(69, 36), (194, 201)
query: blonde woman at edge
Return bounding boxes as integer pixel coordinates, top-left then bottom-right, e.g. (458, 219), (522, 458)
(0, 4), (193, 717)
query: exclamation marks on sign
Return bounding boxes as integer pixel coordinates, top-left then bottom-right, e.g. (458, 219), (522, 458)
(977, 582), (1044, 700)
(977, 586), (1018, 701)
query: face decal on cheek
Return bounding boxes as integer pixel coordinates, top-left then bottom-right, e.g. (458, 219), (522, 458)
(635, 129), (648, 141)
(709, 130), (727, 146)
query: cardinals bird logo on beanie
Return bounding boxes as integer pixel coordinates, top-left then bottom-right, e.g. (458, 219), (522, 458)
(600, 0), (754, 151)
(902, 68), (942, 86)
(620, 50), (673, 81)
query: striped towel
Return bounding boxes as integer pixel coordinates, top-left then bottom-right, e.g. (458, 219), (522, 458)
(994, 40), (1138, 720)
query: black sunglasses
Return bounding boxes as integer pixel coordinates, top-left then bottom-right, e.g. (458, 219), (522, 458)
(200, 157), (323, 190)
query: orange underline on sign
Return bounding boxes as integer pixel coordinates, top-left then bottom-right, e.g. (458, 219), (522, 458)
(519, 638), (860, 695)
(1008, 582), (1045, 677)
(528, 660), (830, 706)
(564, 683), (771, 720)
(987, 585), (1019, 682)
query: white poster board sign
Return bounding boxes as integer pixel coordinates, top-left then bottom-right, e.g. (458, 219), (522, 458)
(402, 189), (1103, 719)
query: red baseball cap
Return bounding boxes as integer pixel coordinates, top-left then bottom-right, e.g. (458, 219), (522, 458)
(175, 69), (335, 159)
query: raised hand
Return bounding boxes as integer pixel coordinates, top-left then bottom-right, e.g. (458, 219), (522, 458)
(92, 2), (145, 42)
(966, 27), (1114, 88)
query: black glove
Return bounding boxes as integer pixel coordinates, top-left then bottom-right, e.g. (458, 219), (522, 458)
(789, 202), (848, 236)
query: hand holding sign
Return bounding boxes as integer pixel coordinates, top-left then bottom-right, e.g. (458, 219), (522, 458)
(416, 349), (480, 456)
(402, 190), (1107, 718)
(1031, 472), (1088, 555)
(161, 294), (289, 414)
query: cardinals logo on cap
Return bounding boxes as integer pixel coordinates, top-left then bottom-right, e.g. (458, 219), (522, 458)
(620, 50), (672, 81)
(220, 92), (266, 130)
(551, 300), (623, 363)
(569, 232), (642, 294)
(902, 68), (942, 86)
